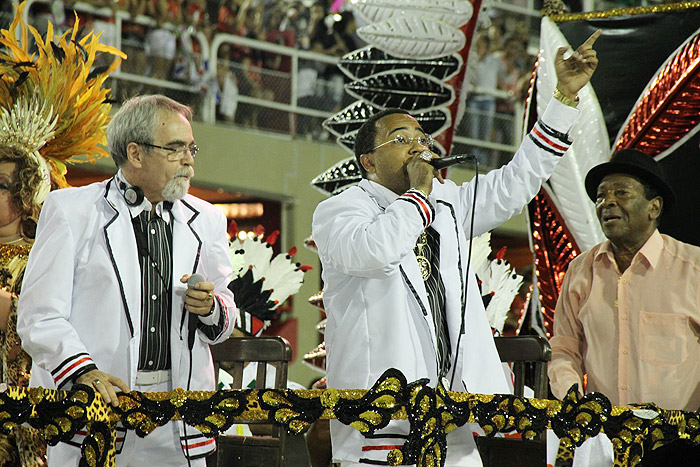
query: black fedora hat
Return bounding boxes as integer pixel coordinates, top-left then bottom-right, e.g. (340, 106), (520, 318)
(584, 148), (676, 213)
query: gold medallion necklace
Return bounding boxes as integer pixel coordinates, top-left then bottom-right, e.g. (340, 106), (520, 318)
(414, 231), (431, 281)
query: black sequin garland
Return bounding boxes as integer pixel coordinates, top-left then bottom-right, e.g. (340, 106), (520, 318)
(0, 370), (697, 467)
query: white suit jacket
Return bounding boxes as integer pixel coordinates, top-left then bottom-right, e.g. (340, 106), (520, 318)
(312, 99), (579, 464)
(17, 177), (236, 458)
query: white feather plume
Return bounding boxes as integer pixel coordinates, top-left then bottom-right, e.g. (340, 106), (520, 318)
(470, 232), (493, 280)
(264, 254), (306, 306)
(536, 17), (607, 251)
(470, 232), (523, 332)
(229, 234), (309, 312)
(228, 243), (246, 277)
(231, 236), (274, 282)
(481, 259), (523, 333)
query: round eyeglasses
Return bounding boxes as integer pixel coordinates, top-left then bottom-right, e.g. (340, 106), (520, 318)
(136, 142), (200, 161)
(370, 134), (434, 152)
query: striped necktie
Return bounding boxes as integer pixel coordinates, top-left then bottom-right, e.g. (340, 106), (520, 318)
(415, 227), (451, 378)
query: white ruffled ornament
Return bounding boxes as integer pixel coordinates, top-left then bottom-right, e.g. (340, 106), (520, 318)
(0, 96), (57, 204)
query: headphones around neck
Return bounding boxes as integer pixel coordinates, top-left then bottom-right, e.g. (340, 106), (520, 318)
(118, 180), (144, 207)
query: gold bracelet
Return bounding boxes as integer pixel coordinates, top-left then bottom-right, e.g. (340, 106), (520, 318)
(553, 87), (579, 108)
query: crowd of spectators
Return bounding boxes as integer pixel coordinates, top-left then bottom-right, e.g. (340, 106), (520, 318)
(212, 0), (358, 131)
(3, 0), (359, 129)
(460, 12), (536, 167)
(0, 0), (536, 151)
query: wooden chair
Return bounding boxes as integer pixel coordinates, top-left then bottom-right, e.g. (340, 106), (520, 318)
(475, 335), (552, 467)
(494, 335), (551, 398)
(207, 336), (293, 467)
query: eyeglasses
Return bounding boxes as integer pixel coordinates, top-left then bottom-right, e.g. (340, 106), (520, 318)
(136, 142), (200, 161)
(370, 134), (434, 152)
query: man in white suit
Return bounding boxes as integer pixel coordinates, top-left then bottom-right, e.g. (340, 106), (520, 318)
(17, 95), (236, 466)
(312, 32), (601, 467)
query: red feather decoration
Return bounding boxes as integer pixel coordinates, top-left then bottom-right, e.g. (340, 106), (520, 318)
(615, 33), (700, 154)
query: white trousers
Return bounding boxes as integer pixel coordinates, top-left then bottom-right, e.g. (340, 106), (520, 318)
(48, 380), (206, 467)
(572, 434), (614, 467)
(546, 431), (613, 467)
(340, 423), (484, 467)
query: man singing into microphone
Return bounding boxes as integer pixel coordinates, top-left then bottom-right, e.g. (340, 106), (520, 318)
(312, 31), (601, 467)
(17, 95), (236, 466)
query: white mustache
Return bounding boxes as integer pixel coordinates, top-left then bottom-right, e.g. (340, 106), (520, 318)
(174, 167), (194, 179)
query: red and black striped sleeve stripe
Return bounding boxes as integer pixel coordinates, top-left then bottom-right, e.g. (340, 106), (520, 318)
(528, 120), (573, 157)
(398, 189), (435, 228)
(52, 352), (97, 389)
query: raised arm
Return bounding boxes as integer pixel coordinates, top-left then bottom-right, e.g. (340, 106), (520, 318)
(554, 29), (602, 101)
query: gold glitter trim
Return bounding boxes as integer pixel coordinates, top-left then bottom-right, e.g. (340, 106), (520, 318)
(0, 375), (695, 467)
(0, 244), (31, 263)
(549, 2), (700, 22)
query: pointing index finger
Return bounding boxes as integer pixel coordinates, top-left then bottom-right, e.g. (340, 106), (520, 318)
(578, 29), (602, 51)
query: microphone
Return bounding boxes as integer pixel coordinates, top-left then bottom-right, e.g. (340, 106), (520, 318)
(426, 153), (476, 170)
(187, 273), (206, 289)
(187, 273), (206, 350)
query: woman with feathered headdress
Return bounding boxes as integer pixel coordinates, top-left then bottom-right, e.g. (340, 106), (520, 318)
(0, 143), (51, 466)
(0, 2), (124, 464)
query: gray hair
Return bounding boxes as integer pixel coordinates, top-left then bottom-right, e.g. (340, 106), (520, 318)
(107, 94), (193, 167)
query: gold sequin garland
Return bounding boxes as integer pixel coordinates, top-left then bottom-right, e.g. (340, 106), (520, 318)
(0, 244), (30, 265)
(0, 370), (696, 467)
(549, 1), (700, 22)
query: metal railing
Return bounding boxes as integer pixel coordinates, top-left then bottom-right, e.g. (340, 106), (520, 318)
(209, 32), (339, 117)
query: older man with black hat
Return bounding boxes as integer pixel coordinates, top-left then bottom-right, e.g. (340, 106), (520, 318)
(549, 148), (700, 465)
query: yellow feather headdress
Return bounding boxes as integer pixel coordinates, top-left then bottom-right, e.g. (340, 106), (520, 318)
(0, 1), (126, 202)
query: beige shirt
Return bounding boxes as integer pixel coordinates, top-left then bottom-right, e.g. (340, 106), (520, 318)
(549, 230), (700, 411)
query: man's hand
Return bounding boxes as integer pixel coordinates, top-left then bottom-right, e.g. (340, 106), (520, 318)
(76, 369), (129, 407)
(555, 29), (602, 100)
(180, 275), (216, 316)
(407, 151), (444, 196)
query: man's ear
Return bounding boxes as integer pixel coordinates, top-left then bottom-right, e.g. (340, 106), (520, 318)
(649, 196), (662, 220)
(360, 153), (375, 174)
(126, 142), (143, 168)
